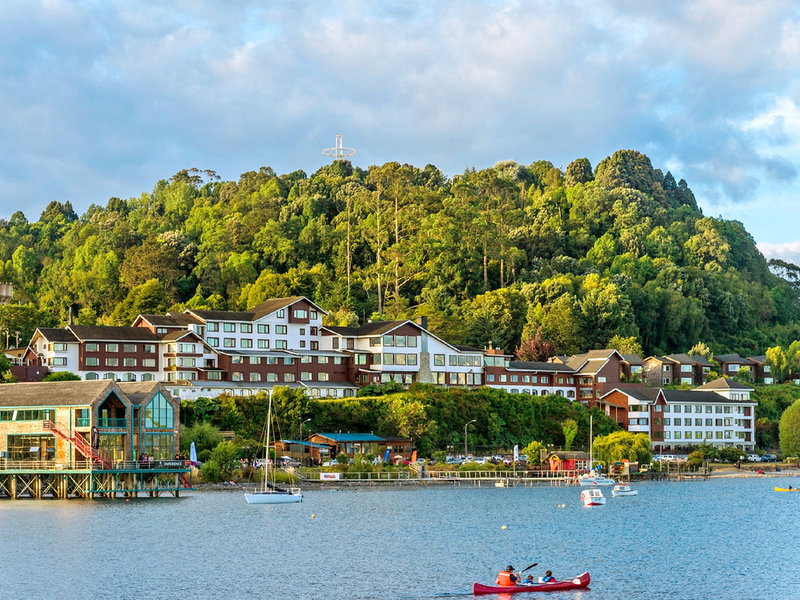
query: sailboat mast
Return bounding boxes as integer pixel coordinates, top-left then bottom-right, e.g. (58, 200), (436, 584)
(264, 393), (273, 492)
(589, 414), (593, 472)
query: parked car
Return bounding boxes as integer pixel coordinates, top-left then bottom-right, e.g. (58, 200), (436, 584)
(746, 454), (762, 462)
(279, 456), (300, 467)
(761, 453), (777, 462)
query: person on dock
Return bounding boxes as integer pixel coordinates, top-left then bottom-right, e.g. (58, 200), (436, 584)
(541, 570), (556, 583)
(496, 565), (520, 586)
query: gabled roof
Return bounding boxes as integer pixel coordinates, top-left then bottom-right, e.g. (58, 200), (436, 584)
(135, 313), (202, 327)
(688, 354), (715, 367)
(620, 354), (643, 365)
(566, 349), (623, 374)
(314, 433), (384, 442)
(250, 296), (327, 319)
(184, 309), (255, 323)
(600, 386), (659, 403)
(66, 325), (161, 342)
(323, 320), (410, 337)
(117, 382), (173, 406)
(748, 355), (767, 364)
(508, 360), (575, 373)
(159, 329), (203, 342)
(278, 439), (331, 449)
(664, 353), (695, 364)
(695, 377), (754, 391)
(0, 380), (121, 407)
(714, 353), (756, 366)
(660, 389), (733, 403)
(33, 327), (79, 343)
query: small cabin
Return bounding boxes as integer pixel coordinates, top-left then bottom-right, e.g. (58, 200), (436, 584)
(547, 451), (590, 472)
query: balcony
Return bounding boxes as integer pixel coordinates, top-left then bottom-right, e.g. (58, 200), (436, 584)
(75, 418), (90, 427)
(97, 418), (127, 428)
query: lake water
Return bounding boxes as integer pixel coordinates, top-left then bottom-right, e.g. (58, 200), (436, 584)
(1, 477), (798, 599)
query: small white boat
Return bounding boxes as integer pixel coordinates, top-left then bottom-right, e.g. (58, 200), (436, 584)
(245, 488), (302, 504)
(611, 484), (638, 497)
(578, 474), (616, 487)
(581, 488), (606, 506)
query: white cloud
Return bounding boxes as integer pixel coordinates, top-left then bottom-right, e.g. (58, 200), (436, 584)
(758, 241), (800, 265)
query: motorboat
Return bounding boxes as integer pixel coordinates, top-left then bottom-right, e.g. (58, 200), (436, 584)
(581, 488), (606, 506)
(578, 473), (616, 486)
(611, 484), (638, 496)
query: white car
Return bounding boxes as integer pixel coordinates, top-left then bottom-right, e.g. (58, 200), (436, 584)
(746, 454), (762, 462)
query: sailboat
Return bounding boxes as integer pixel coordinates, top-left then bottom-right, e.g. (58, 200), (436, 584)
(577, 414), (615, 487)
(245, 391), (302, 504)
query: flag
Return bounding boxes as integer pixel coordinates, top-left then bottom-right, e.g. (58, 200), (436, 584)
(411, 450), (417, 463)
(190, 441), (198, 466)
(513, 444), (519, 462)
(384, 448), (390, 462)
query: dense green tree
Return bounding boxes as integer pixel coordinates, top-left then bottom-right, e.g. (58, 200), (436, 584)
(779, 398), (800, 457)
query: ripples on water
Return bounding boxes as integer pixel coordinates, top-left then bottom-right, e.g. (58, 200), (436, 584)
(1, 478), (799, 600)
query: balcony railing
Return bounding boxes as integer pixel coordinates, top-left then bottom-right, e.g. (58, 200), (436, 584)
(97, 418), (127, 428)
(75, 418), (90, 427)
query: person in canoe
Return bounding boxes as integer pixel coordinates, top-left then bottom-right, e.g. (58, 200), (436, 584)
(496, 565), (521, 586)
(522, 575), (536, 585)
(541, 570), (556, 583)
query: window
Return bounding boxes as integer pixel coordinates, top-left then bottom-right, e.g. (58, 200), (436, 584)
(106, 343), (118, 353)
(277, 309), (285, 318)
(178, 357), (195, 367)
(318, 356), (329, 364)
(257, 339), (269, 349)
(301, 372), (312, 381)
(294, 309), (308, 319)
(681, 364), (692, 372)
(695, 418), (702, 426)
(674, 418), (681, 426)
(705, 418), (712, 426)
(241, 339), (253, 348)
(275, 340), (287, 349)
(310, 310), (318, 320)
(384, 353), (394, 365)
(123, 373), (136, 382)
(407, 354), (418, 366)
(207, 322), (219, 332)
(383, 335), (394, 347)
(276, 325), (287, 335)
(715, 406), (722, 413)
(124, 358), (137, 367)
(674, 405), (681, 413)
(369, 337), (380, 347)
(407, 336), (418, 348)
(284, 373), (295, 382)
(240, 323), (252, 333)
(144, 344), (156, 354)
(144, 393), (174, 429)
(318, 372), (329, 382)
(86, 357), (99, 367)
(266, 373), (278, 382)
(449, 355), (457, 366)
(223, 323), (235, 332)
(283, 357), (293, 366)
(85, 372), (98, 380)
(231, 372), (243, 381)
(142, 358), (156, 367)
(123, 343), (136, 353)
(105, 357), (119, 367)
(179, 343), (195, 353)
(249, 372), (261, 382)
(301, 355), (313, 363)
(249, 356), (260, 365)
(224, 338), (235, 348)
(144, 433), (174, 459)
(86, 343), (99, 352)
(258, 324), (269, 334)
(207, 337), (219, 347)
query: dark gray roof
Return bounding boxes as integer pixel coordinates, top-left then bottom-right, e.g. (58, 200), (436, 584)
(185, 309), (255, 322)
(695, 378), (754, 391)
(688, 354), (715, 367)
(748, 355), (767, 363)
(601, 386), (659, 403)
(454, 344), (482, 352)
(664, 353), (694, 364)
(67, 325), (161, 342)
(0, 380), (121, 407)
(620, 354), (643, 365)
(508, 360), (575, 373)
(714, 353), (756, 365)
(35, 328), (79, 343)
(324, 320), (411, 337)
(661, 389), (750, 404)
(137, 313), (202, 327)
(117, 382), (175, 406)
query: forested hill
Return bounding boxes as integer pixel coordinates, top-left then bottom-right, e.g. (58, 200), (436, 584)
(1, 149), (798, 357)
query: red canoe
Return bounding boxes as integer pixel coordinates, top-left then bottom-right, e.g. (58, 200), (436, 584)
(472, 572), (590, 595)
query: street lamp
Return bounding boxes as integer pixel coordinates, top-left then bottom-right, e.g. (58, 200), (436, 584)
(300, 418), (311, 440)
(464, 419), (476, 457)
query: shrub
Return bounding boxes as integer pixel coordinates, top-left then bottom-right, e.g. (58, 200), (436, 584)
(210, 442), (241, 478)
(779, 399), (800, 457)
(180, 422), (224, 454)
(199, 460), (221, 483)
(198, 449), (212, 463)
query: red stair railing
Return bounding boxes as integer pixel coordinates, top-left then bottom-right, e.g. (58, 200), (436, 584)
(43, 421), (113, 468)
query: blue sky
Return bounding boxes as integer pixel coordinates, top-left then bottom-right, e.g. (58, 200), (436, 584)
(2, 1), (800, 261)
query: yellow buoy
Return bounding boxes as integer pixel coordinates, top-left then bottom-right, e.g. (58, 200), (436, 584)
(501, 525), (507, 530)
(311, 514), (316, 519)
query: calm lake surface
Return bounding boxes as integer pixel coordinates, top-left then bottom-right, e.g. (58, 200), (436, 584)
(1, 478), (799, 600)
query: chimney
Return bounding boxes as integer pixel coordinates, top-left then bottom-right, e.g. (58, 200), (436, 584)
(416, 316), (428, 330)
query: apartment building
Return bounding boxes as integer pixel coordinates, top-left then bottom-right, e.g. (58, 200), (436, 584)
(642, 353), (714, 387)
(598, 378), (756, 451)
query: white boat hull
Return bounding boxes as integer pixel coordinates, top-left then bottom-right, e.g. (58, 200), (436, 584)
(580, 489), (606, 506)
(612, 489), (638, 496)
(578, 477), (616, 487)
(582, 497), (606, 506)
(245, 491), (302, 504)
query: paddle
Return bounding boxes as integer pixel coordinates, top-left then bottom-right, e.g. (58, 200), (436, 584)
(520, 562), (538, 573)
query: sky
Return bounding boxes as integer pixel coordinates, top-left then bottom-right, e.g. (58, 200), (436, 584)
(2, 1), (800, 261)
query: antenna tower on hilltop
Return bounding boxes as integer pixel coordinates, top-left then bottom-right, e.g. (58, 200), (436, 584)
(323, 134), (355, 161)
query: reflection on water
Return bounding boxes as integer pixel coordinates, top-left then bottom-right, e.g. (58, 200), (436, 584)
(1, 478), (798, 600)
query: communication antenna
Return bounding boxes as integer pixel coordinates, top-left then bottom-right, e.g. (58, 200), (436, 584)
(323, 134), (355, 161)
